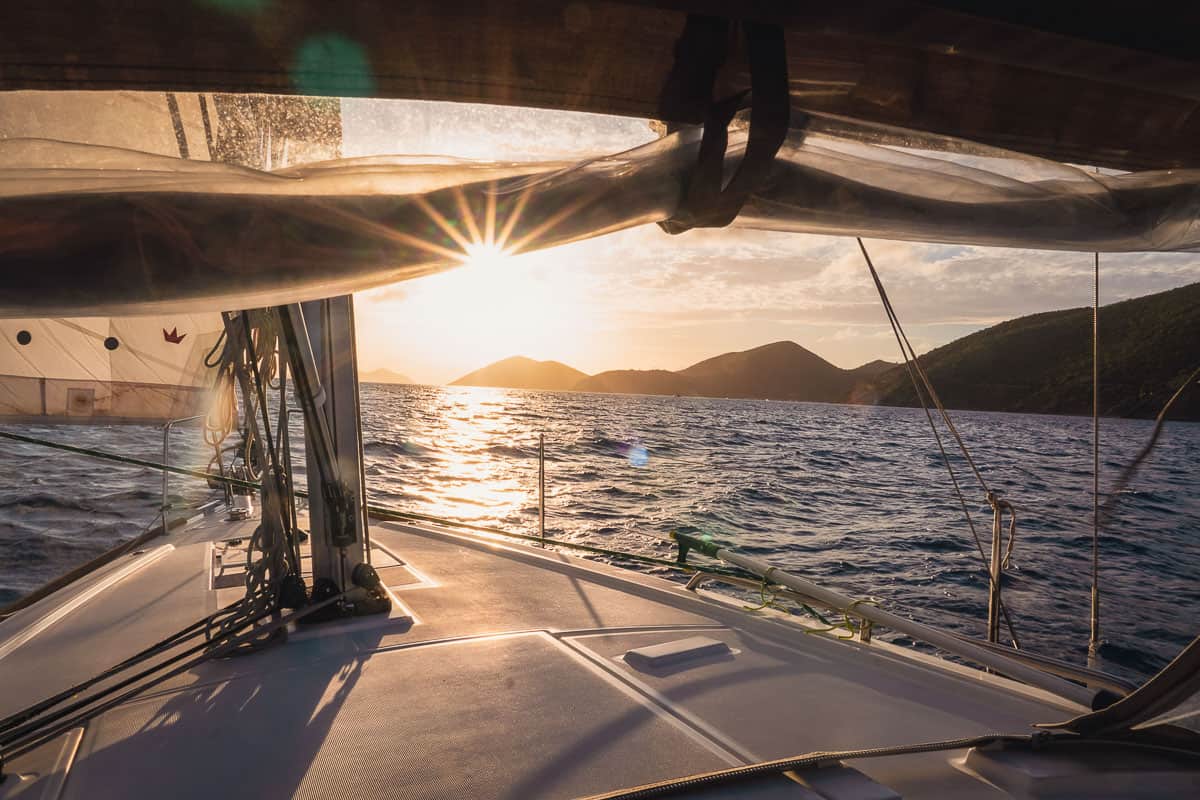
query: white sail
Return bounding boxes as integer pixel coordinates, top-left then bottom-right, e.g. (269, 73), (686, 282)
(0, 314), (223, 423)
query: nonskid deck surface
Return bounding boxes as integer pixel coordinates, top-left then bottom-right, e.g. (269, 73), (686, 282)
(0, 511), (1082, 799)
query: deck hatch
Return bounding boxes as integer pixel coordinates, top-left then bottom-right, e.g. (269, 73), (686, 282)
(625, 636), (732, 670)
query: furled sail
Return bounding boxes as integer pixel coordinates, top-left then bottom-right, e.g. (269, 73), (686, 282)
(3, 89), (1200, 316)
(0, 315), (224, 423)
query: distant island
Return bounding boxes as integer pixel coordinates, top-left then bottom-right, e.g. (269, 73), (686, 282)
(453, 342), (892, 403)
(360, 368), (415, 385)
(451, 356), (586, 391)
(449, 282), (1200, 420)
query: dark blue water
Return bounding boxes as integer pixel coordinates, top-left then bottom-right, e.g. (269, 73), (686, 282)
(3, 384), (1198, 682)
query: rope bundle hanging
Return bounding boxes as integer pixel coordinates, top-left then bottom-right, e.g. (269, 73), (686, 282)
(203, 309), (283, 486)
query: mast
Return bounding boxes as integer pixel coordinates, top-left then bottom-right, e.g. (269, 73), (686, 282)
(304, 298), (369, 585)
(280, 298), (384, 614)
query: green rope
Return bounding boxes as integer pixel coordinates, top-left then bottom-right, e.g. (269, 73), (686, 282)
(742, 567), (784, 612)
(737, 572), (865, 637)
(800, 597), (879, 640)
(799, 603), (833, 627)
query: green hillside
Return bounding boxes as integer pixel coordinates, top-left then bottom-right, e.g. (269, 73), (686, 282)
(870, 282), (1200, 419)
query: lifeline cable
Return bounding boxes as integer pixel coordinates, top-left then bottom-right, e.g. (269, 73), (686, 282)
(0, 429), (749, 579)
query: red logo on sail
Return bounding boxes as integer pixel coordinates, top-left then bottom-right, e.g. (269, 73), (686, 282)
(163, 327), (187, 344)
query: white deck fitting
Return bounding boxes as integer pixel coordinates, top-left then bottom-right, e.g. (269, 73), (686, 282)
(0, 512), (1099, 799)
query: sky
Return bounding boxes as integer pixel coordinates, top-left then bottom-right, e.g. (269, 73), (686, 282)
(343, 99), (1200, 385)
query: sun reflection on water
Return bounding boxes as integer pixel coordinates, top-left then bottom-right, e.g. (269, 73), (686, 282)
(405, 387), (537, 524)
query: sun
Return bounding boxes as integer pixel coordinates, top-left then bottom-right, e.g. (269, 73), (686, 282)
(359, 238), (592, 381)
(358, 186), (598, 381)
(461, 242), (514, 272)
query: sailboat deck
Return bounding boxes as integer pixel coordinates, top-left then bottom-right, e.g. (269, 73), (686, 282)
(0, 510), (1086, 799)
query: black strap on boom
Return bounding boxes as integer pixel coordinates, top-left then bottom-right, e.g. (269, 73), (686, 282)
(658, 15), (792, 233)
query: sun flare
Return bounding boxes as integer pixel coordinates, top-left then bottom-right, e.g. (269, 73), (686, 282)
(461, 242), (514, 272)
(358, 165), (607, 382)
(360, 238), (597, 383)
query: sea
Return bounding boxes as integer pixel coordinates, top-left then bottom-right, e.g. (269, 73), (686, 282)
(2, 384), (1198, 683)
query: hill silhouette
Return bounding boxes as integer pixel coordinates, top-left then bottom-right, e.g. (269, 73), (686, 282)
(451, 356), (587, 391)
(675, 341), (853, 401)
(460, 343), (894, 402)
(360, 368), (414, 384)
(848, 359), (896, 380)
(869, 282), (1200, 419)
(448, 283), (1200, 419)
(574, 369), (694, 396)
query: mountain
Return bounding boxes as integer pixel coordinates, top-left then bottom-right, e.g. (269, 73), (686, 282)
(451, 356), (588, 391)
(575, 342), (862, 401)
(360, 368), (414, 384)
(848, 359), (897, 380)
(676, 341), (854, 402)
(575, 369), (695, 396)
(447, 283), (1200, 418)
(869, 282), (1200, 419)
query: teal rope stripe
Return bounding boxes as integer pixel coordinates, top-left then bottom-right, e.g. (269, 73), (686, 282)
(0, 428), (747, 580)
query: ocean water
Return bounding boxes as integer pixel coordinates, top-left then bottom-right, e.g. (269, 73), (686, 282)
(2, 384), (1198, 683)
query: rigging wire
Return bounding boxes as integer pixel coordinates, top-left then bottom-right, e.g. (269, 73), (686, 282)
(0, 591), (349, 763)
(1097, 362), (1200, 528)
(1091, 251), (1102, 654)
(856, 238), (1021, 648)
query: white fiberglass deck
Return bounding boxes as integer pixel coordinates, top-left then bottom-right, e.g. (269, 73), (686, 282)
(0, 509), (1087, 799)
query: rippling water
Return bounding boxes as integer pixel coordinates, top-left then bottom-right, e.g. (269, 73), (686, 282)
(3, 384), (1198, 682)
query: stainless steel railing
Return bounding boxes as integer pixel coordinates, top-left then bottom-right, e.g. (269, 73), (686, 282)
(161, 415), (205, 525)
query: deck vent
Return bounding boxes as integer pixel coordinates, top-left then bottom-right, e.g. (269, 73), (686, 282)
(624, 636), (731, 670)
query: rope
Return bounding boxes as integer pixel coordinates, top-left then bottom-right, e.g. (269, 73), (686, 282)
(1002, 501), (1017, 569)
(731, 567), (878, 639)
(856, 237), (1021, 648)
(742, 568), (781, 611)
(0, 591), (349, 763)
(585, 733), (1033, 800)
